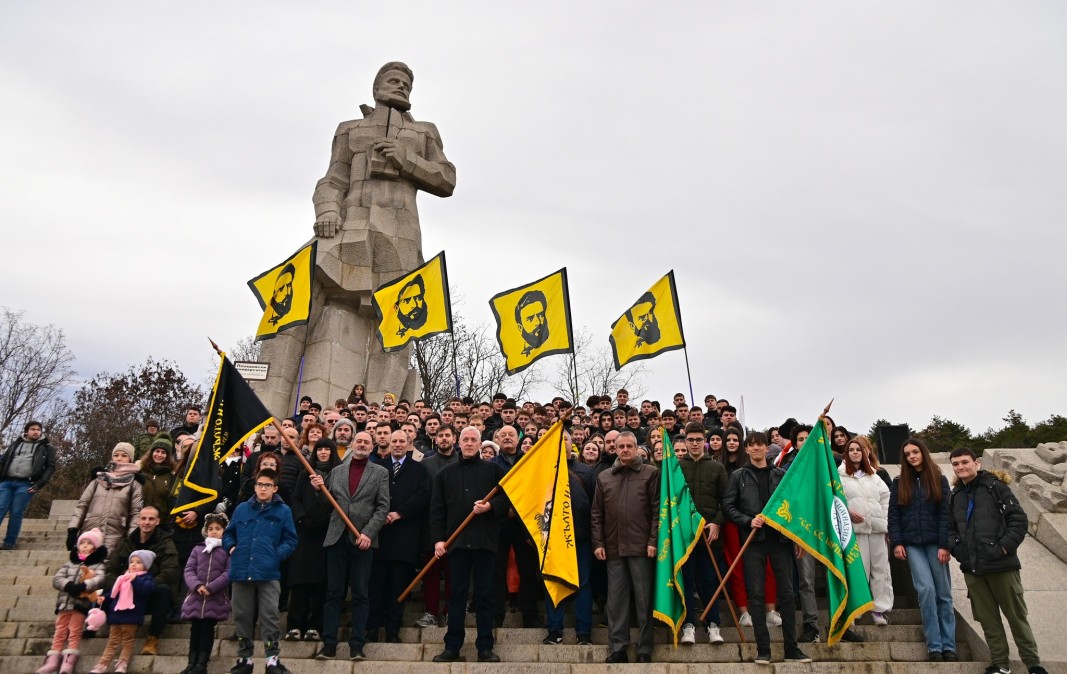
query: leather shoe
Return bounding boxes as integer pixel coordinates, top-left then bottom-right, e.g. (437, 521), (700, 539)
(605, 650), (628, 663)
(478, 651), (501, 663)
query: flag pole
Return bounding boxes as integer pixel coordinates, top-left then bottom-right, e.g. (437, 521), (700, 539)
(209, 338), (362, 540)
(398, 485), (501, 602)
(449, 332), (461, 397)
(290, 323), (313, 418)
(700, 528), (758, 622)
(682, 346), (695, 409)
(703, 534), (746, 643)
(271, 418), (362, 540)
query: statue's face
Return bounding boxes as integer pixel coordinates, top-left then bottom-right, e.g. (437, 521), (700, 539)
(376, 69), (412, 109)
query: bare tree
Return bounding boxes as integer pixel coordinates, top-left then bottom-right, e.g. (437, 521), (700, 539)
(229, 335), (262, 362)
(552, 327), (647, 404)
(0, 309), (77, 442)
(412, 315), (543, 409)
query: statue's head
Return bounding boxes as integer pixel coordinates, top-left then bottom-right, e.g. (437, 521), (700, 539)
(373, 61), (414, 111)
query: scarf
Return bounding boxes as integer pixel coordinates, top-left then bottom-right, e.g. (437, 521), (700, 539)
(110, 570), (146, 611)
(203, 537), (223, 553)
(99, 462), (141, 489)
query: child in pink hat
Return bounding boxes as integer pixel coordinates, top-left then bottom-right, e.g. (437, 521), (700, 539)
(38, 528), (108, 674)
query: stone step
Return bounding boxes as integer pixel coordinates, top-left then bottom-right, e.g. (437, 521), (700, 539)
(1, 621), (928, 646)
(9, 634), (965, 663)
(0, 655), (995, 674)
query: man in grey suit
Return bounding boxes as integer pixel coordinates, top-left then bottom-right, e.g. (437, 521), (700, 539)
(310, 430), (390, 661)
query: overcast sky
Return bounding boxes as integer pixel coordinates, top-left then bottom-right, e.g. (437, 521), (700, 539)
(2, 2), (1064, 435)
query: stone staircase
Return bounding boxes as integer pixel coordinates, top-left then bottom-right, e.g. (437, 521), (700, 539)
(0, 501), (988, 673)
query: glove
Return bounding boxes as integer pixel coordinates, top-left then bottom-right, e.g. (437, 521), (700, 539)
(64, 581), (75, 593)
(68, 582), (87, 595)
(66, 528), (78, 551)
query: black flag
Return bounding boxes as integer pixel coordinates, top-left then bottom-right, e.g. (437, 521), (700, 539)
(171, 354), (273, 514)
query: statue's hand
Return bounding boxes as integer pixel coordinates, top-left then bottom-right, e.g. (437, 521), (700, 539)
(314, 214), (340, 238)
(373, 140), (405, 169)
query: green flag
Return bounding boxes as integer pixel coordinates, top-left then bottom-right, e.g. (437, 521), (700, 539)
(652, 432), (706, 646)
(759, 416), (874, 645)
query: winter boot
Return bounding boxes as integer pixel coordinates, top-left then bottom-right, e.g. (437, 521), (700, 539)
(189, 651), (212, 674)
(179, 646), (198, 674)
(35, 650), (62, 674)
(58, 650), (79, 674)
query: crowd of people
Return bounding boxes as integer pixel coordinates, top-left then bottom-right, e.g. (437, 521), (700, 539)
(0, 386), (1048, 674)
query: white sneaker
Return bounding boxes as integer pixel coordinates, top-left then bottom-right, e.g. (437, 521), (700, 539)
(739, 612), (753, 627)
(414, 612), (438, 627)
(707, 623), (724, 644)
(766, 610), (782, 627)
(872, 612), (888, 626)
(680, 623), (696, 645)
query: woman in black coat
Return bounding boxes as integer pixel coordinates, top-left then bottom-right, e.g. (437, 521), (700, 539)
(284, 439), (340, 641)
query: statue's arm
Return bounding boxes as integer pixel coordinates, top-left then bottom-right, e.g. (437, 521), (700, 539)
(312, 124), (354, 236)
(398, 123), (455, 198)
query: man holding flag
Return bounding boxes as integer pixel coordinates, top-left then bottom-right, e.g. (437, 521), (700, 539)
(722, 432), (810, 665)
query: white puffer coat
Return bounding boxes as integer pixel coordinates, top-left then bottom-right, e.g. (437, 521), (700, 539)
(838, 462), (890, 535)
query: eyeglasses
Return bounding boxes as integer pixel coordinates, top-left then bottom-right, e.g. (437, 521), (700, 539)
(254, 482), (277, 489)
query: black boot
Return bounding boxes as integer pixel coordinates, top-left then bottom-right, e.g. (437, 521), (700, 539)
(179, 648), (198, 674)
(188, 652), (211, 674)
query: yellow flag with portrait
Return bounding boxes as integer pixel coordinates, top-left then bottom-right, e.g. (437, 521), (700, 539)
(489, 269), (573, 375)
(371, 252), (453, 352)
(248, 242), (317, 341)
(609, 271), (686, 370)
(497, 421), (578, 607)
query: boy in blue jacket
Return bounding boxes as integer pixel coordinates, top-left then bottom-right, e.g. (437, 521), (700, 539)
(223, 468), (298, 674)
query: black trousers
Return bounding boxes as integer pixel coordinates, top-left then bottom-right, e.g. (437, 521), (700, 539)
(147, 584), (173, 637)
(494, 518), (542, 625)
(367, 558), (416, 638)
(743, 537), (797, 652)
(285, 582), (324, 634)
(446, 549), (495, 653)
(188, 618), (217, 655)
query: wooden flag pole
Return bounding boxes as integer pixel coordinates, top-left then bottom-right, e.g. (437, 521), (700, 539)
(398, 485), (501, 602)
(700, 528), (758, 622)
(703, 534), (746, 644)
(270, 417), (361, 540)
(208, 338), (361, 540)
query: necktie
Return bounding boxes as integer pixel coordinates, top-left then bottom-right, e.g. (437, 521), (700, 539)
(393, 461), (401, 477)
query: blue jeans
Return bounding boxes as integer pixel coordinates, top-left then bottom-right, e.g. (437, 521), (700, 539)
(0, 480), (33, 547)
(906, 544), (956, 653)
(545, 540), (593, 635)
(322, 538), (374, 650)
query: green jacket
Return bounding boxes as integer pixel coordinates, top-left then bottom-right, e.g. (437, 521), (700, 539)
(679, 453), (729, 528)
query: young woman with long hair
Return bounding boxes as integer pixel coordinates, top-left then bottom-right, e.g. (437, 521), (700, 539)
(888, 438), (956, 662)
(839, 436), (893, 625)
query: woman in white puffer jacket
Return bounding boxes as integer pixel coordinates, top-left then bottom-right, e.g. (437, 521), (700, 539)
(838, 436), (894, 624)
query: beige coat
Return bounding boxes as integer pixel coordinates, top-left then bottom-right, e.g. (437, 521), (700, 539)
(69, 473), (143, 558)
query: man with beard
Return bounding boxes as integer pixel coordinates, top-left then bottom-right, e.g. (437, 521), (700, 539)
(268, 263), (296, 326)
(373, 425), (393, 463)
(414, 424), (459, 627)
(490, 425), (541, 627)
(515, 290), (549, 356)
(394, 274), (428, 337)
(625, 292), (661, 346)
(332, 418), (356, 459)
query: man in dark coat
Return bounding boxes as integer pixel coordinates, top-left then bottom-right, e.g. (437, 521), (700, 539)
(429, 426), (508, 663)
(367, 430), (430, 642)
(947, 448), (1046, 674)
(105, 506), (180, 655)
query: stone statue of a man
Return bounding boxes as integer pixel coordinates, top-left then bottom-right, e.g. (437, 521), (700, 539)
(254, 62), (456, 415)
